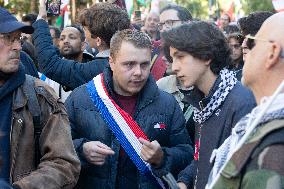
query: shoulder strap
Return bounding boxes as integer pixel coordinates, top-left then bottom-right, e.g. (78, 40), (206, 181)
(23, 75), (42, 167)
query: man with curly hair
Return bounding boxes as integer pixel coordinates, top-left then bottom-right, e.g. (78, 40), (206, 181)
(162, 21), (256, 189)
(238, 11), (273, 61)
(65, 29), (193, 189)
(33, 1), (130, 90)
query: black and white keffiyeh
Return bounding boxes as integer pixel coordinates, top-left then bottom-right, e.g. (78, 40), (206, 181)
(207, 94), (284, 186)
(193, 68), (237, 124)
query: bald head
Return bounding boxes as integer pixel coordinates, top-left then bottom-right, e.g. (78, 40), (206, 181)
(257, 12), (284, 46)
(242, 12), (284, 104)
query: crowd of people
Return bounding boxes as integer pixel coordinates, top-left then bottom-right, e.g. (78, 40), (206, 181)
(0, 0), (284, 188)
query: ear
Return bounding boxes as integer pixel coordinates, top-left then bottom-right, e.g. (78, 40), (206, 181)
(81, 41), (87, 51)
(265, 42), (282, 69)
(95, 37), (102, 47)
(204, 59), (212, 66)
(109, 56), (115, 71)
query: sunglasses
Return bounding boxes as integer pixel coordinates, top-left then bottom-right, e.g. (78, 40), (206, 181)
(245, 34), (284, 58)
(157, 20), (181, 30)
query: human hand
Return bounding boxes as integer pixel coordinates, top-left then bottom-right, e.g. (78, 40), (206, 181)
(83, 141), (115, 165)
(139, 138), (164, 167)
(37, 0), (47, 21)
(177, 182), (187, 189)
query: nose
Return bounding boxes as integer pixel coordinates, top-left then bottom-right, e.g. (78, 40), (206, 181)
(12, 40), (22, 51)
(171, 59), (179, 74)
(242, 38), (247, 48)
(133, 64), (142, 76)
(160, 25), (170, 33)
(63, 38), (69, 44)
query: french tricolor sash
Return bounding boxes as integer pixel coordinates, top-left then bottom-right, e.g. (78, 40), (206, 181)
(86, 74), (165, 189)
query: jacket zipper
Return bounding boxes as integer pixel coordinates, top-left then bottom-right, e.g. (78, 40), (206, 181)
(9, 116), (14, 183)
(9, 116), (24, 183)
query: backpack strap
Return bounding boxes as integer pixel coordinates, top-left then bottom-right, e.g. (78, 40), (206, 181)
(23, 75), (42, 167)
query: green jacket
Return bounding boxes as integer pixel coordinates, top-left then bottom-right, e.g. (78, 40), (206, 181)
(212, 119), (284, 189)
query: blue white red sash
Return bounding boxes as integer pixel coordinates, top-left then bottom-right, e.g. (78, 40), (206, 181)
(86, 74), (165, 188)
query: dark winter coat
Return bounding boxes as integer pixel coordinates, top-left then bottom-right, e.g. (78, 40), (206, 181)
(65, 67), (193, 189)
(2, 73), (80, 188)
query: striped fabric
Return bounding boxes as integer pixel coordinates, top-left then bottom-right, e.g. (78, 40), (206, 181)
(86, 74), (165, 189)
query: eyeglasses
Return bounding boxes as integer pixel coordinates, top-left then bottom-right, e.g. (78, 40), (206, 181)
(157, 20), (181, 30)
(245, 34), (284, 58)
(0, 33), (22, 46)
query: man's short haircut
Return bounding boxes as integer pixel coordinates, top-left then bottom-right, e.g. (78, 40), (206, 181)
(110, 29), (152, 60)
(78, 8), (90, 27)
(65, 24), (86, 42)
(86, 3), (130, 48)
(160, 4), (193, 22)
(49, 26), (61, 38)
(238, 11), (273, 36)
(22, 13), (38, 25)
(162, 21), (231, 75)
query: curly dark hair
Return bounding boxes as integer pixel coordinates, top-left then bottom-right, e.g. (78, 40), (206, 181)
(78, 8), (90, 27)
(162, 21), (232, 75)
(160, 4), (192, 21)
(85, 3), (130, 48)
(226, 32), (244, 45)
(223, 24), (240, 35)
(110, 29), (152, 60)
(238, 11), (273, 36)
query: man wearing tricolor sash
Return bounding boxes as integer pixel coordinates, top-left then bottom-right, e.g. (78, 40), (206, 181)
(65, 29), (193, 189)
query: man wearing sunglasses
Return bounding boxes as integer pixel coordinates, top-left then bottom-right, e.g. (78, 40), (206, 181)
(238, 11), (273, 62)
(207, 12), (284, 189)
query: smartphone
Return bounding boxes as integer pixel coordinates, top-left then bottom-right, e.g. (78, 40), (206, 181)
(134, 10), (141, 20)
(46, 0), (61, 16)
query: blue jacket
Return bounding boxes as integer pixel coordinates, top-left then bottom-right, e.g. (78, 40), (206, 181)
(32, 19), (108, 90)
(65, 67), (193, 189)
(178, 77), (256, 189)
(0, 180), (12, 189)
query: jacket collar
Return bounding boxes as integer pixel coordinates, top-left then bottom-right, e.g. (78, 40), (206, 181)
(102, 66), (159, 116)
(96, 49), (110, 58)
(12, 84), (28, 111)
(185, 75), (221, 110)
(0, 64), (25, 100)
(0, 64), (26, 110)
